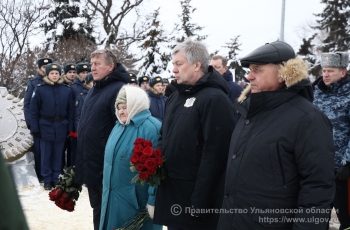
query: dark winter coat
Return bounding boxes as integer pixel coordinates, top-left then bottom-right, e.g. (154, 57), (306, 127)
(147, 87), (167, 121)
(164, 79), (178, 97)
(75, 63), (129, 185)
(222, 70), (242, 104)
(70, 77), (85, 102)
(30, 77), (74, 142)
(62, 75), (73, 86)
(153, 66), (236, 230)
(313, 74), (350, 170)
(74, 84), (91, 131)
(217, 73), (335, 229)
(23, 70), (45, 128)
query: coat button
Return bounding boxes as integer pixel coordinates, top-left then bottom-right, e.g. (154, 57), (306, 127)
(232, 154), (237, 159)
(120, 154), (124, 158)
(245, 119), (250, 124)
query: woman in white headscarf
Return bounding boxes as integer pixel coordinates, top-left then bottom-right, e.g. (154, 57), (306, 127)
(99, 86), (162, 230)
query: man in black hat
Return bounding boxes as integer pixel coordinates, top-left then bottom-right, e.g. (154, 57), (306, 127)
(147, 77), (167, 121)
(162, 77), (169, 94)
(23, 57), (53, 183)
(138, 76), (150, 90)
(217, 41), (335, 230)
(62, 64), (76, 86)
(128, 73), (138, 86)
(313, 52), (350, 229)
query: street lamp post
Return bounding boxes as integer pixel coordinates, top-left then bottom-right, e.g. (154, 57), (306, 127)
(280, 0), (286, 41)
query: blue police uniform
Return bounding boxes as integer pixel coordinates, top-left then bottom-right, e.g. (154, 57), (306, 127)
(30, 77), (74, 184)
(147, 88), (167, 121)
(23, 70), (45, 180)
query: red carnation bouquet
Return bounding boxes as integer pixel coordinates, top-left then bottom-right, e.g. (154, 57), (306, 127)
(48, 166), (82, 212)
(130, 138), (165, 186)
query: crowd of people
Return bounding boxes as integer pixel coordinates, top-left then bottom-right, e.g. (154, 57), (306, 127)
(20, 38), (350, 230)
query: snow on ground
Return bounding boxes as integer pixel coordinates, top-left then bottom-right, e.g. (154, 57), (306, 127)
(19, 185), (93, 230)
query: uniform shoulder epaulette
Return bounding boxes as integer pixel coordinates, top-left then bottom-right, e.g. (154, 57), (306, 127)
(37, 84), (42, 87)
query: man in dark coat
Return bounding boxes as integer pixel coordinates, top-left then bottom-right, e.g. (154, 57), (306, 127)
(217, 41), (335, 230)
(147, 76), (167, 121)
(153, 39), (236, 230)
(75, 49), (129, 230)
(23, 57), (52, 182)
(210, 55), (242, 104)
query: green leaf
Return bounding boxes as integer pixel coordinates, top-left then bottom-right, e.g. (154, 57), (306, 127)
(66, 178), (73, 187)
(131, 174), (139, 184)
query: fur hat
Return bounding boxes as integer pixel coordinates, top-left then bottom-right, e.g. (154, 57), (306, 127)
(75, 62), (91, 74)
(64, 64), (76, 74)
(37, 58), (53, 68)
(84, 72), (93, 84)
(138, 76), (150, 86)
(45, 63), (62, 76)
(150, 77), (163, 87)
(129, 73), (138, 84)
(321, 52), (349, 68)
(240, 41), (295, 68)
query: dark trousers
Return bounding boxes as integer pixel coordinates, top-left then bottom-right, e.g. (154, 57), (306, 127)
(62, 136), (71, 169)
(69, 137), (77, 166)
(33, 137), (42, 180)
(334, 178), (350, 230)
(40, 140), (65, 183)
(87, 184), (103, 230)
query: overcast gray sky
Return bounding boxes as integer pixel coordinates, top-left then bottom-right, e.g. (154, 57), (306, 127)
(155, 0), (325, 57)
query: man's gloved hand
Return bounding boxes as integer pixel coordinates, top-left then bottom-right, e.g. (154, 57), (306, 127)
(32, 132), (41, 138)
(146, 204), (155, 219)
(337, 162), (350, 180)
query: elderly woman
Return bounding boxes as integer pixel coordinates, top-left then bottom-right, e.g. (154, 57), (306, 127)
(99, 86), (162, 230)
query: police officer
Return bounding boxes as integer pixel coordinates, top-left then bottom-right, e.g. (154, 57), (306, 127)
(138, 76), (150, 90)
(129, 73), (138, 86)
(68, 62), (91, 167)
(23, 57), (53, 182)
(30, 63), (74, 190)
(313, 52), (350, 229)
(62, 64), (76, 86)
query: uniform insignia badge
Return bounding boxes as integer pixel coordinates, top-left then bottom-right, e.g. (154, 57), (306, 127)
(83, 65), (87, 68)
(131, 79), (135, 81)
(156, 77), (161, 81)
(75, 101), (79, 106)
(44, 59), (48, 63)
(129, 73), (132, 76)
(71, 65), (75, 68)
(143, 77), (147, 80)
(52, 65), (57, 68)
(184, 97), (196, 107)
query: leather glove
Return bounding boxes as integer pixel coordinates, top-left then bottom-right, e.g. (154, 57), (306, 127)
(146, 204), (154, 219)
(32, 132), (41, 138)
(337, 162), (350, 180)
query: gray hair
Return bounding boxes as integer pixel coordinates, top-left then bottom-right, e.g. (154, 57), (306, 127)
(90, 49), (118, 67)
(172, 39), (209, 74)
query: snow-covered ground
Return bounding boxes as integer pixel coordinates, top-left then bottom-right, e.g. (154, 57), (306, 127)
(19, 185), (94, 229)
